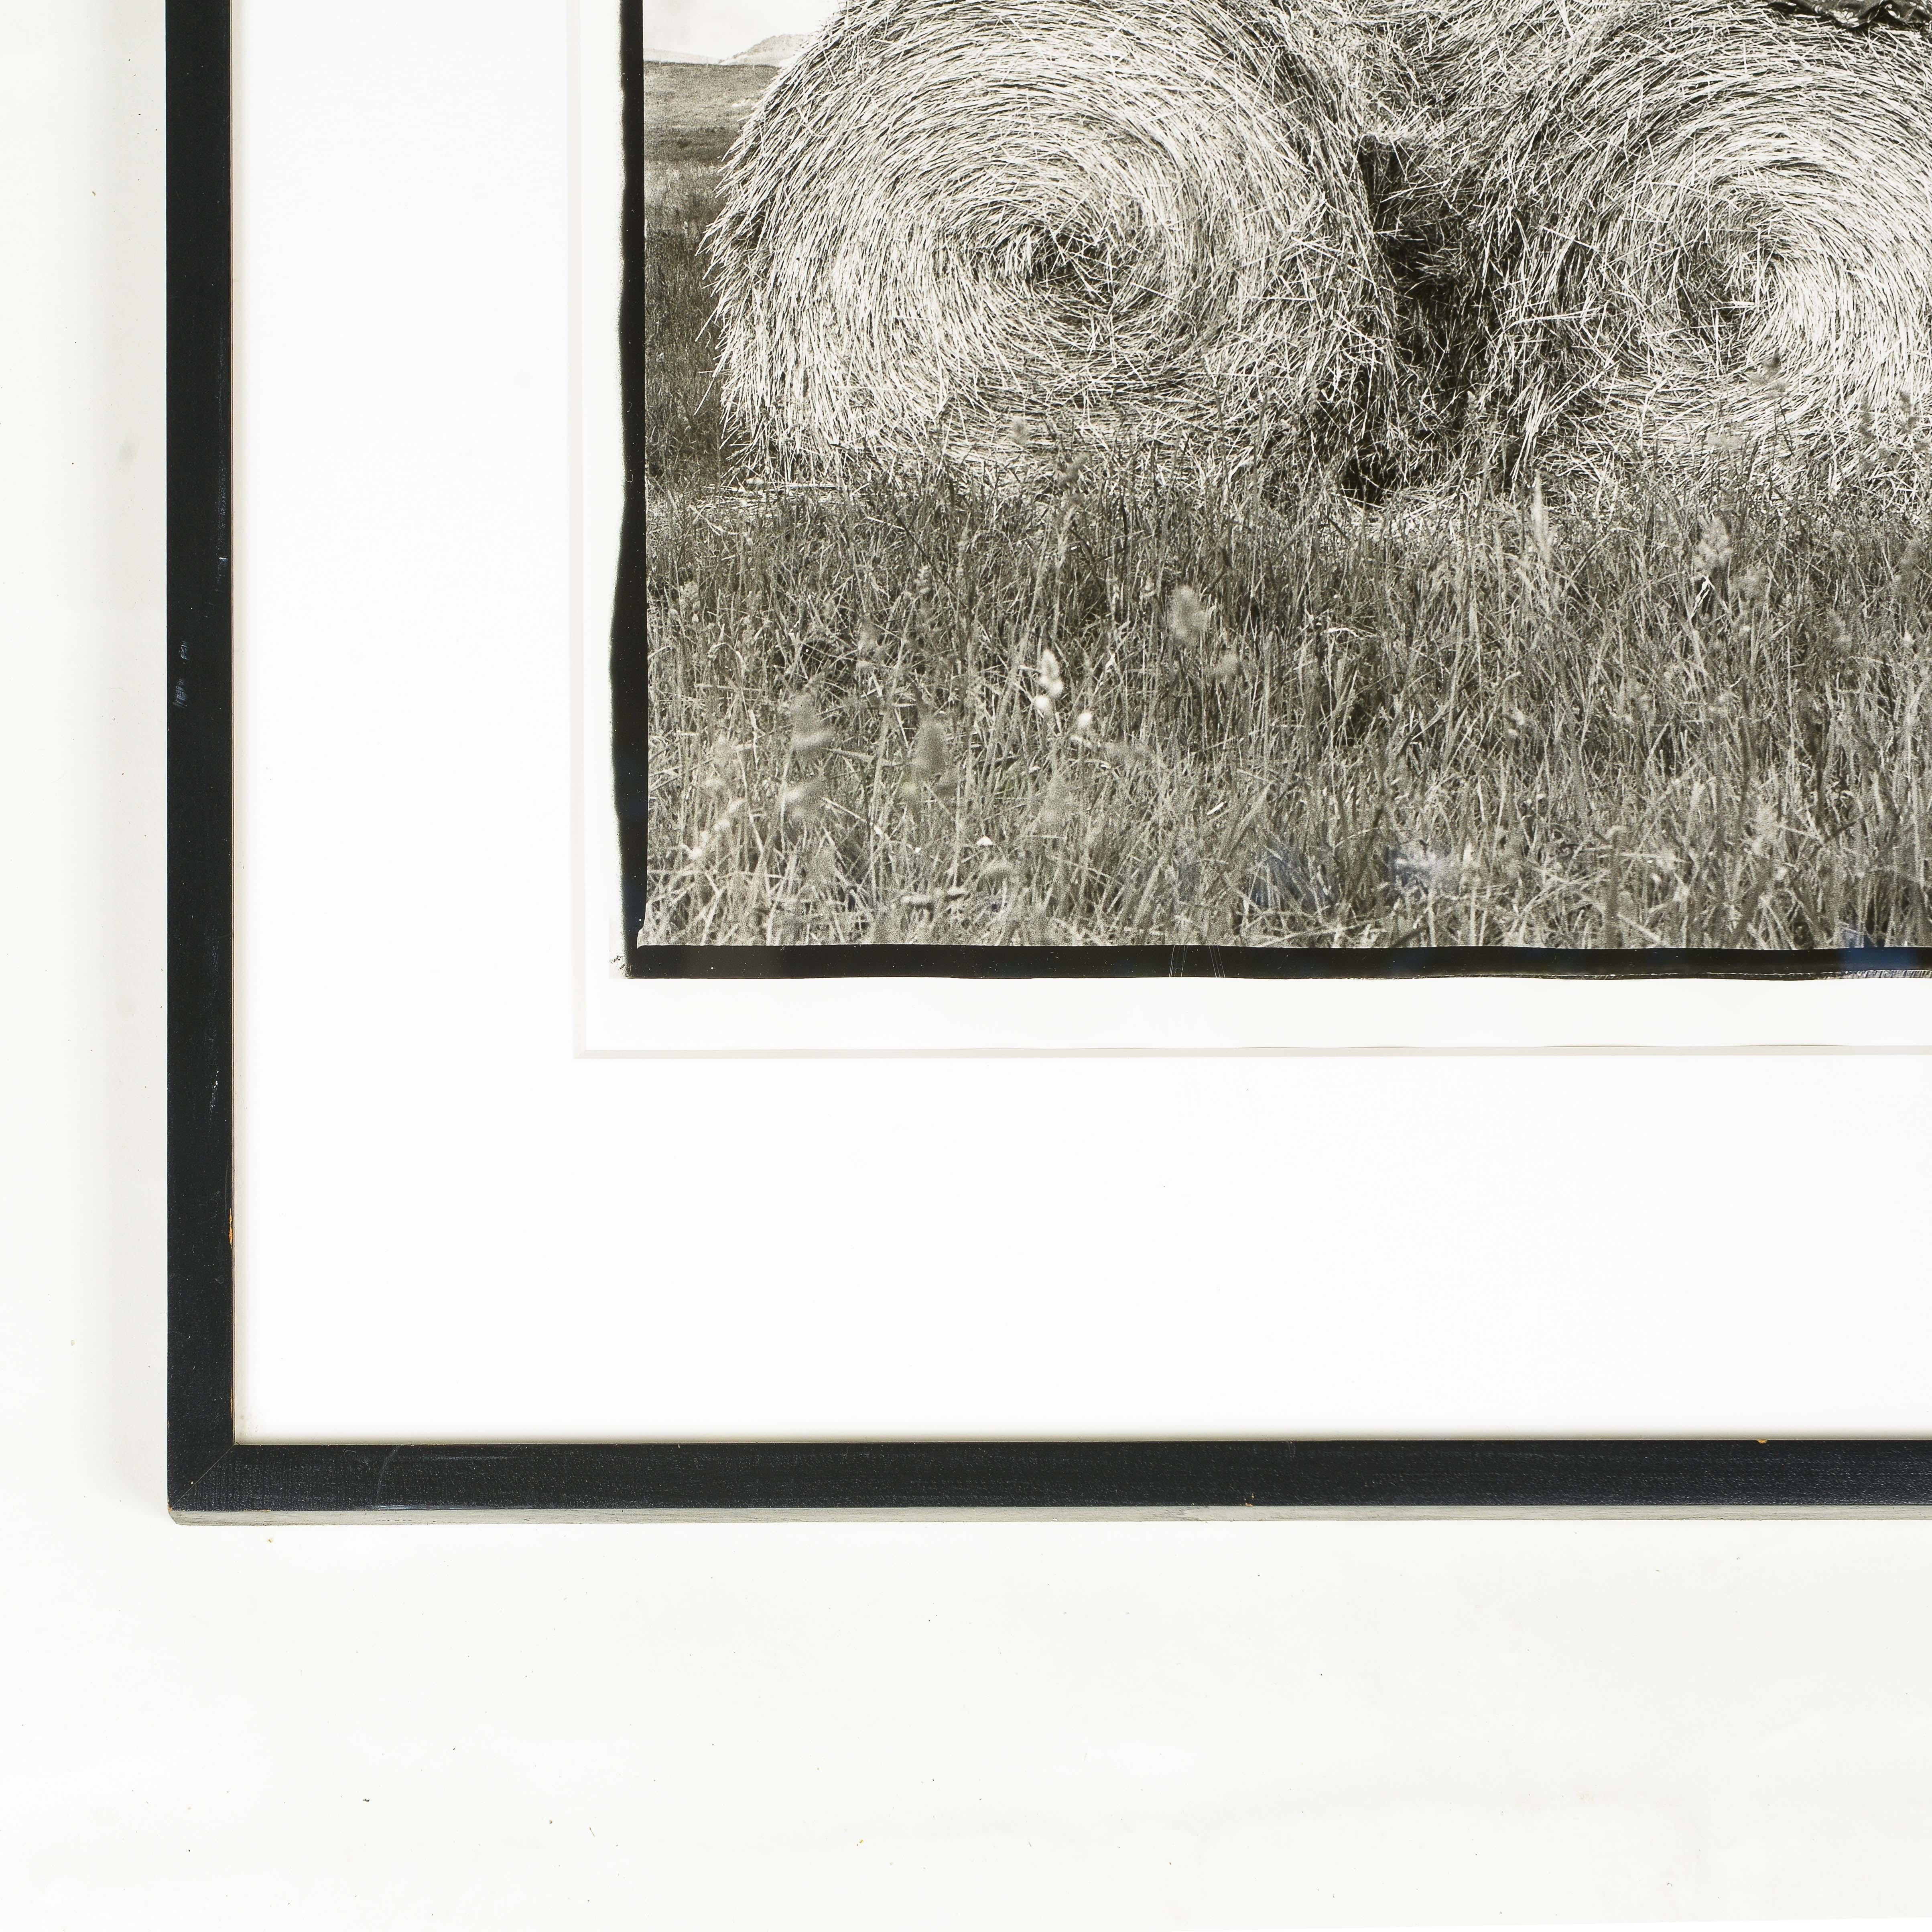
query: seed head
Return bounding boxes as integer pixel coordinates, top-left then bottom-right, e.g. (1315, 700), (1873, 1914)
(787, 693), (836, 756)
(781, 776), (824, 824)
(1033, 645), (1065, 718)
(1689, 516), (1732, 607)
(903, 714), (956, 799)
(1388, 843), (1458, 898)
(689, 797), (745, 863)
(1166, 585), (1215, 651)
(1040, 772), (1074, 832)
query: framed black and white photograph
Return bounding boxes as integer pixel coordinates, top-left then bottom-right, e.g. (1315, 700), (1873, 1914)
(171, 0), (1932, 1518)
(590, 0), (1932, 1052)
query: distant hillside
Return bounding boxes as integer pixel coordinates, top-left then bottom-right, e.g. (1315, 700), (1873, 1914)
(642, 59), (781, 165)
(730, 34), (810, 65)
(640, 46), (717, 64)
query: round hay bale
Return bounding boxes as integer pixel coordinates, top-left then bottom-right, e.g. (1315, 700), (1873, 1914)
(1412, 0), (1932, 480)
(705, 0), (1402, 481)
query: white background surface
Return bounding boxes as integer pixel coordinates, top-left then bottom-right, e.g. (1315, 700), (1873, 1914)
(9, 0), (1932, 1922)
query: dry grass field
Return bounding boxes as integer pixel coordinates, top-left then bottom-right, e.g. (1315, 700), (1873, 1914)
(637, 95), (1932, 951)
(640, 59), (781, 164)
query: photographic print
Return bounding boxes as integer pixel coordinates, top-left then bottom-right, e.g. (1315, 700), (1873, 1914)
(608, 0), (1932, 973)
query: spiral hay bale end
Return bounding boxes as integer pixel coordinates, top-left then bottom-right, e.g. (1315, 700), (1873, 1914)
(705, 0), (1403, 482)
(1410, 0), (1932, 482)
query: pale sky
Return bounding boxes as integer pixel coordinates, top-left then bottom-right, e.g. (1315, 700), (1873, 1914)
(642, 0), (834, 59)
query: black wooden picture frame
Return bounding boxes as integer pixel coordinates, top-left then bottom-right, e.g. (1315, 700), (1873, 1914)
(168, 0), (1932, 1518)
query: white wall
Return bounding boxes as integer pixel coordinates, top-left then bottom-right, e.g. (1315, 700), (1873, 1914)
(6, 2), (1932, 1924)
